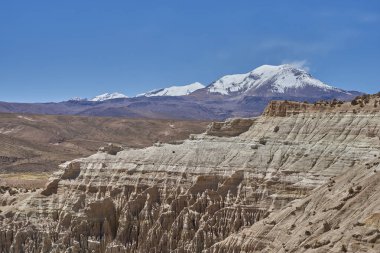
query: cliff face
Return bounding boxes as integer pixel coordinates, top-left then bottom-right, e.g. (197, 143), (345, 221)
(1, 98), (380, 252)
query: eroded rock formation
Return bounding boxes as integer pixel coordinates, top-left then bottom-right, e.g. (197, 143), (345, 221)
(1, 97), (380, 252)
(209, 158), (380, 253)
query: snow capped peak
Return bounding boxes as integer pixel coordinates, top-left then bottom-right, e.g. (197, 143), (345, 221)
(90, 92), (128, 102)
(208, 64), (336, 95)
(138, 82), (205, 97)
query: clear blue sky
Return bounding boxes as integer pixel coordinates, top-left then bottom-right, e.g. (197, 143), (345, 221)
(0, 0), (379, 102)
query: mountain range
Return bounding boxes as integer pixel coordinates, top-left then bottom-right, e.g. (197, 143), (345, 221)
(0, 64), (362, 120)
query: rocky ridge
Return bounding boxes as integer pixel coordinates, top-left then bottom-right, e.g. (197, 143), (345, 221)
(1, 94), (380, 252)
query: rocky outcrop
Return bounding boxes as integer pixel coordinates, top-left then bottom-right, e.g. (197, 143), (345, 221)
(1, 99), (380, 252)
(98, 144), (123, 156)
(264, 100), (311, 117)
(206, 118), (255, 137)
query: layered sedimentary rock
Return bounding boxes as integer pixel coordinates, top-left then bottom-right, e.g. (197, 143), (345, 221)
(209, 158), (380, 253)
(1, 96), (380, 252)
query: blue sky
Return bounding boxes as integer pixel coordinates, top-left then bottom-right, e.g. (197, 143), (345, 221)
(0, 0), (379, 102)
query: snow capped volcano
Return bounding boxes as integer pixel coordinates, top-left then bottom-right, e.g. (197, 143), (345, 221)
(90, 92), (128, 101)
(207, 64), (348, 97)
(138, 82), (205, 97)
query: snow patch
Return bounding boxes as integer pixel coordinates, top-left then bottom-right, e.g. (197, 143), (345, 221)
(138, 82), (205, 97)
(90, 92), (128, 101)
(17, 115), (36, 121)
(0, 126), (23, 134)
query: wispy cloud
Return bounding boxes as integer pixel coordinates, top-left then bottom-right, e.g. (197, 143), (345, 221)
(281, 60), (310, 71)
(256, 28), (359, 57)
(318, 10), (379, 24)
(358, 13), (379, 23)
(256, 39), (335, 55)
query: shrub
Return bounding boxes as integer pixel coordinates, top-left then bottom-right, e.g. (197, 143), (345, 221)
(259, 138), (267, 145)
(367, 127), (378, 138)
(323, 221), (331, 232)
(274, 126), (279, 133)
(351, 99), (359, 106)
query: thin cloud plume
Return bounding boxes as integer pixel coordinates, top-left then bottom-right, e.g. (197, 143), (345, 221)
(282, 60), (310, 72)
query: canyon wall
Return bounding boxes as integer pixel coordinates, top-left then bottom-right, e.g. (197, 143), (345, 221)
(1, 98), (380, 252)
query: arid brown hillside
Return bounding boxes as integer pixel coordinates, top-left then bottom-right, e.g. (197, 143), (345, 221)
(0, 113), (209, 187)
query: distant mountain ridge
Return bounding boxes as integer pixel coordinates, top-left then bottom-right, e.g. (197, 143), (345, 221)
(0, 64), (363, 120)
